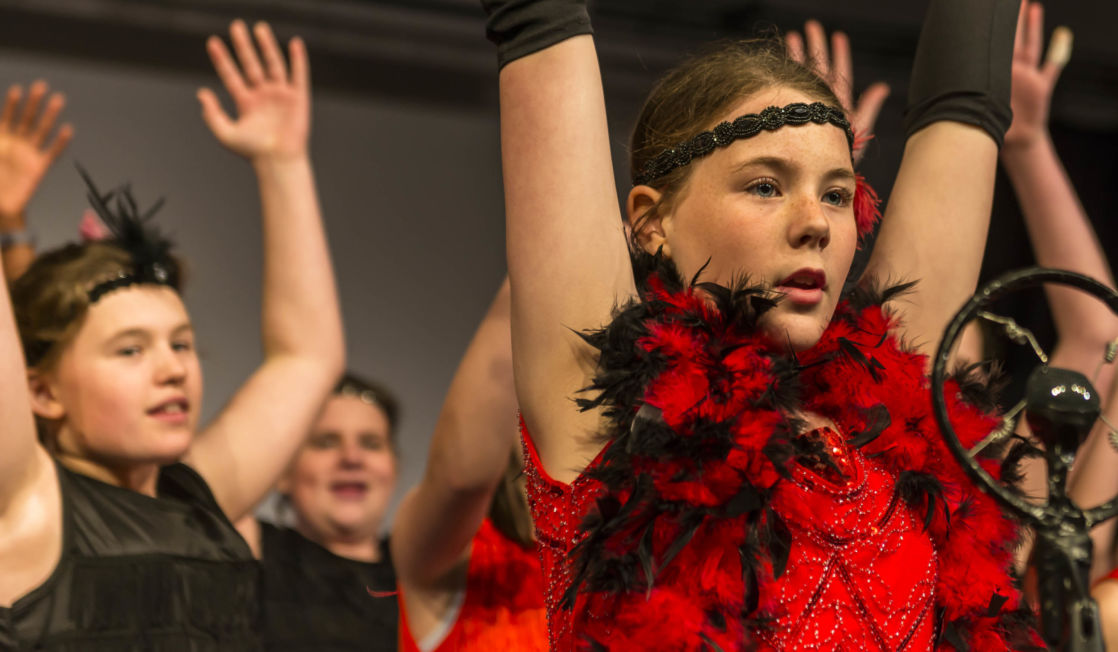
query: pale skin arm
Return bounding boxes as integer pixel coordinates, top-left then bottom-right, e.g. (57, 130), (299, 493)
(995, 6), (1118, 578)
(862, 128), (998, 356)
(0, 233), (63, 606)
(1002, 6), (1113, 380)
(0, 244), (44, 511)
(391, 280), (519, 625)
(183, 20), (345, 522)
(0, 81), (73, 282)
(393, 280), (517, 582)
(500, 36), (636, 481)
(863, 0), (1028, 357)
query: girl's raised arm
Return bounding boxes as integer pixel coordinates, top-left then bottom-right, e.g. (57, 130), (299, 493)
(392, 280), (517, 592)
(184, 20), (344, 521)
(0, 242), (42, 509)
(485, 1), (636, 478)
(865, 0), (1019, 358)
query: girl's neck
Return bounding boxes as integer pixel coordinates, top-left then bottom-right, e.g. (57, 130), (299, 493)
(56, 454), (161, 496)
(295, 520), (383, 563)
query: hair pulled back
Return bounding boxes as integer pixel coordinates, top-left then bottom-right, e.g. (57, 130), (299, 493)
(630, 38), (845, 233)
(11, 242), (184, 371)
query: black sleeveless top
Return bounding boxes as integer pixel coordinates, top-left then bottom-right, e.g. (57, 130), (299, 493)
(258, 521), (397, 651)
(0, 462), (261, 651)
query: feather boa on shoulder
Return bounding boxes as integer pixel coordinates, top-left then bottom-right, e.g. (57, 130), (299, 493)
(565, 250), (1041, 651)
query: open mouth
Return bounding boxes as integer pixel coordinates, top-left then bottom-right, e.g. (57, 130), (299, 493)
(776, 269), (827, 305)
(330, 481), (369, 499)
(147, 398), (190, 422)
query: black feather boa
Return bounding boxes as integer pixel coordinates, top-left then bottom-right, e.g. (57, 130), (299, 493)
(531, 250), (1042, 651)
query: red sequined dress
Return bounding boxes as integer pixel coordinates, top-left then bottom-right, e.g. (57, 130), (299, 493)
(522, 254), (1039, 651)
(398, 518), (548, 651)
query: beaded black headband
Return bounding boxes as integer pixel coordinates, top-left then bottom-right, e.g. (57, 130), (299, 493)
(78, 166), (179, 304)
(632, 102), (854, 186)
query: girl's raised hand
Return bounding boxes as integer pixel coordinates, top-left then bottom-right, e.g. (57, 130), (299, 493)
(197, 20), (310, 162)
(1004, 2), (1072, 150)
(0, 81), (72, 222)
(785, 20), (890, 163)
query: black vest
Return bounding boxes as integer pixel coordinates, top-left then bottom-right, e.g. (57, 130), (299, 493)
(0, 462), (261, 651)
(258, 521), (397, 651)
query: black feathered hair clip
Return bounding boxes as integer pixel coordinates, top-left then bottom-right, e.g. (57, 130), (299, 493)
(77, 165), (180, 303)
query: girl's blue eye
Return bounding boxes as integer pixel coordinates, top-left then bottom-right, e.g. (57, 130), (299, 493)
(824, 189), (853, 207)
(118, 346), (141, 357)
(750, 181), (778, 198)
(172, 341), (193, 352)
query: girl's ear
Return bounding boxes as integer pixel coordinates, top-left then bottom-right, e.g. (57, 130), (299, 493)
(28, 368), (66, 420)
(626, 184), (671, 258)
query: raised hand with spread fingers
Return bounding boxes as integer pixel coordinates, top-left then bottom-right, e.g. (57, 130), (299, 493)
(0, 81), (72, 222)
(785, 20), (890, 163)
(185, 20), (344, 523)
(1004, 2), (1071, 149)
(197, 20), (309, 162)
(0, 81), (73, 281)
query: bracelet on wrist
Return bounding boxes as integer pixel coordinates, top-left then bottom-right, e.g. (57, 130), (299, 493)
(0, 228), (37, 249)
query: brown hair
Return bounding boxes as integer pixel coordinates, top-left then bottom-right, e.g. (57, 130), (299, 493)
(12, 242), (144, 371)
(333, 372), (402, 452)
(629, 38), (844, 237)
(488, 447), (534, 547)
(10, 241), (184, 441)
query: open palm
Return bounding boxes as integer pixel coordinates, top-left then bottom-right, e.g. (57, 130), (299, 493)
(785, 21), (890, 164)
(0, 82), (72, 220)
(1004, 3), (1070, 149)
(198, 20), (310, 161)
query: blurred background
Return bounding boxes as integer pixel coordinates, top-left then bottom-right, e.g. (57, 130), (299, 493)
(1, 0), (1115, 524)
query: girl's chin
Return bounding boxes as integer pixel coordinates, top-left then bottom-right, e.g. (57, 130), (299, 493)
(760, 313), (831, 352)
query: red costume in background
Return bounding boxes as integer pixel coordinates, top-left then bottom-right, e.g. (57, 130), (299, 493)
(399, 518), (548, 651)
(522, 252), (1039, 651)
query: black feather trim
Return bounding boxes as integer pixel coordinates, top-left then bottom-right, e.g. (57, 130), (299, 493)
(77, 165), (180, 302)
(950, 360), (1008, 414)
(847, 404), (891, 449)
(882, 470), (947, 532)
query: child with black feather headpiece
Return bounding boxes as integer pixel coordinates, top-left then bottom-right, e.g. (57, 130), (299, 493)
(0, 19), (343, 650)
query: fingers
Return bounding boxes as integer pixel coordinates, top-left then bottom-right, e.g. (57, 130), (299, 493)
(805, 20), (830, 76)
(31, 92), (65, 147)
(785, 31), (805, 63)
(830, 31), (854, 107)
(253, 22), (288, 82)
(229, 19), (266, 86)
(206, 36), (249, 100)
(0, 85), (21, 131)
(196, 87), (236, 142)
(1013, 0), (1028, 60)
(1023, 2), (1044, 67)
(16, 80), (46, 136)
(1043, 26), (1073, 84)
(853, 82), (891, 138)
(288, 37), (309, 93)
(44, 123), (73, 162)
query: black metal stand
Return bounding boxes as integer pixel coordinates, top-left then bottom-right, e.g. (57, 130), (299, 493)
(931, 268), (1118, 652)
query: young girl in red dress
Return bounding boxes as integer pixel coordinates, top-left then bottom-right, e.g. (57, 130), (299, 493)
(481, 0), (1040, 648)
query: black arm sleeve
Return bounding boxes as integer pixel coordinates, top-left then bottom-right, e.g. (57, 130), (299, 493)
(482, 0), (592, 70)
(904, 0), (1018, 145)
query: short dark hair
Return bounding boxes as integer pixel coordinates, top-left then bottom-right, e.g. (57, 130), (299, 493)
(334, 372), (401, 450)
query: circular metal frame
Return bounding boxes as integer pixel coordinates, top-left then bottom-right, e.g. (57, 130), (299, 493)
(930, 266), (1118, 527)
